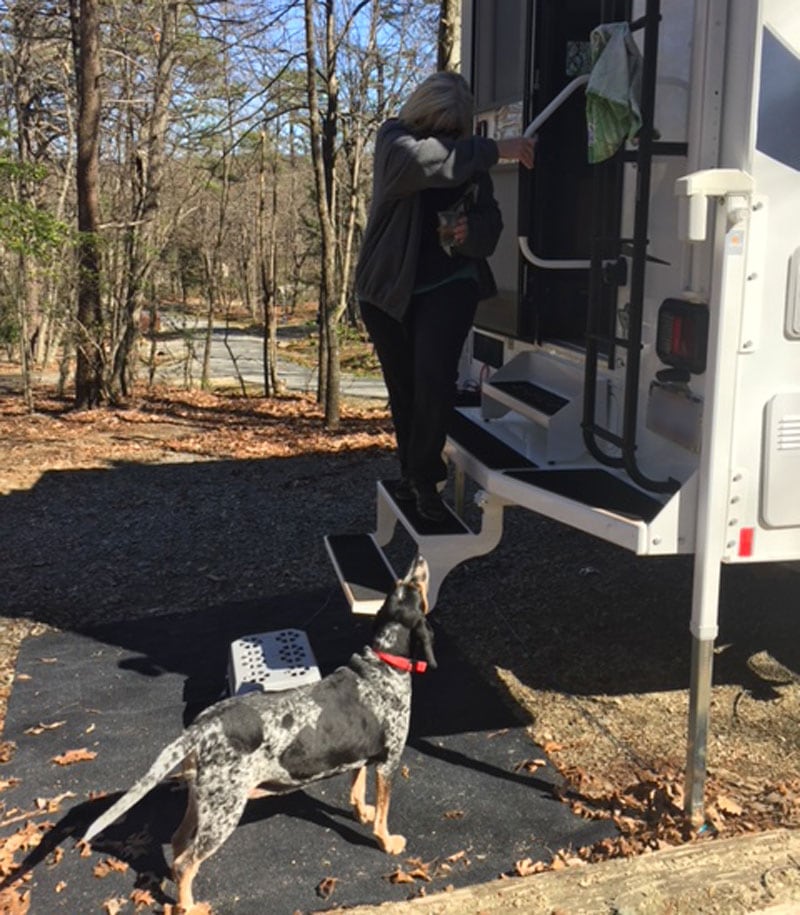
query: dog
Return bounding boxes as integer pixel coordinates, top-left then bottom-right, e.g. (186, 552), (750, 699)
(83, 555), (435, 912)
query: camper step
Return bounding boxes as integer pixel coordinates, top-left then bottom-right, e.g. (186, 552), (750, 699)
(324, 533), (396, 615)
(482, 378), (569, 426)
(448, 409), (537, 471)
(380, 479), (470, 536)
(504, 468), (665, 524)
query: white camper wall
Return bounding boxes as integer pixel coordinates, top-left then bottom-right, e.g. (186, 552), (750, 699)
(724, 0), (800, 560)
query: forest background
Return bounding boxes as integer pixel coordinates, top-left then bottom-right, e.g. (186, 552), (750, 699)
(0, 0), (461, 422)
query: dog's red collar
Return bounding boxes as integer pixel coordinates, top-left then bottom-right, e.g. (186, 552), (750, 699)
(374, 651), (427, 674)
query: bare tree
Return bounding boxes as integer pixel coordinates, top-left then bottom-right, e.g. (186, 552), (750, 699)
(258, 125), (281, 396)
(304, 0), (341, 429)
(437, 0), (460, 72)
(70, 0), (104, 408)
(109, 0), (181, 399)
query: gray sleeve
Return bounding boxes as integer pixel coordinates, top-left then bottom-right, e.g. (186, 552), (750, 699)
(378, 122), (499, 198)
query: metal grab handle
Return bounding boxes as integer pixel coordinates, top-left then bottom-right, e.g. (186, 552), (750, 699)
(518, 74), (592, 271)
(523, 73), (589, 139)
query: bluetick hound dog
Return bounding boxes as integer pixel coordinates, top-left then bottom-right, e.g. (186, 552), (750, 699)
(83, 555), (434, 912)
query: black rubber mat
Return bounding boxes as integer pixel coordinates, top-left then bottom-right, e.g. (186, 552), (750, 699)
(1, 593), (614, 914)
(487, 380), (569, 416)
(326, 533), (396, 606)
(447, 411), (537, 471)
(381, 479), (469, 536)
(505, 468), (665, 522)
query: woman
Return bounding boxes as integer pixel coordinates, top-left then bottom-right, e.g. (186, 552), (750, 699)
(356, 71), (535, 522)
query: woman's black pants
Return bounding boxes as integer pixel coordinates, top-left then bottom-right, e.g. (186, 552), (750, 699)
(360, 279), (478, 486)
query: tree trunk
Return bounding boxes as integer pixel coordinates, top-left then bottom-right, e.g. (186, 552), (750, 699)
(109, 0), (179, 400)
(71, 0), (104, 409)
(304, 0), (341, 430)
(258, 128), (281, 397)
(437, 0), (461, 73)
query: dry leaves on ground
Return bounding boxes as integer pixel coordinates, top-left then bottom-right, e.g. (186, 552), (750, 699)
(0, 387), (393, 495)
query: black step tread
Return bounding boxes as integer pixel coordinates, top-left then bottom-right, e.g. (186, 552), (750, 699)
(447, 411), (537, 471)
(381, 480), (469, 536)
(325, 533), (395, 608)
(504, 468), (664, 523)
(486, 380), (569, 416)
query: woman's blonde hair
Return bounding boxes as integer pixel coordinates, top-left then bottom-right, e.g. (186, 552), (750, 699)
(398, 71), (474, 140)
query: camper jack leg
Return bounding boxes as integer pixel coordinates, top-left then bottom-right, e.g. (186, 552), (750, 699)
(685, 635), (714, 826)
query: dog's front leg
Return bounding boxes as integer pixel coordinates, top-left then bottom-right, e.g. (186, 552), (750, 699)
(349, 767), (376, 824)
(373, 769), (405, 855)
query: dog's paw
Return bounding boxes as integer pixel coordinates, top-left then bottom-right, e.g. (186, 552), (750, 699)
(354, 803), (376, 824)
(381, 833), (406, 855)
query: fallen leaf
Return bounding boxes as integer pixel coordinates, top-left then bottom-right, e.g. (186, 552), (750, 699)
(513, 857), (544, 876)
(0, 742), (17, 763)
(37, 658), (58, 664)
(316, 876), (338, 899)
(443, 809), (464, 819)
(387, 868), (416, 884)
(94, 857), (129, 878)
(51, 748), (97, 766)
(130, 887), (156, 909)
(443, 850), (468, 864)
(514, 758), (547, 774)
(717, 795), (743, 817)
(55, 881), (67, 893)
(542, 740), (564, 754)
(0, 778), (20, 792)
(407, 865), (432, 882)
(0, 884), (30, 914)
(102, 898), (127, 915)
(35, 791), (76, 812)
(24, 721), (66, 736)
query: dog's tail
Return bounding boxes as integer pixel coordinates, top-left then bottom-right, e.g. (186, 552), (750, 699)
(83, 732), (192, 844)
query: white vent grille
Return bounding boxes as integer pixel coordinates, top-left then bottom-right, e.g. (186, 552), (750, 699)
(763, 393), (800, 528)
(777, 414), (800, 450)
(228, 629), (320, 695)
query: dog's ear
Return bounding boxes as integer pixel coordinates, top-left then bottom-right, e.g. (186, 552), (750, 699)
(412, 618), (437, 669)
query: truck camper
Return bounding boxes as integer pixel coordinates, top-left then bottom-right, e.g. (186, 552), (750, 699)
(326, 0), (800, 820)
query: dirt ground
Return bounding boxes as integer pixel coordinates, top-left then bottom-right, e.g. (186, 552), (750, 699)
(0, 370), (799, 913)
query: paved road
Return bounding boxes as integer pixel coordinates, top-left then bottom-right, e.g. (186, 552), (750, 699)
(149, 314), (388, 401)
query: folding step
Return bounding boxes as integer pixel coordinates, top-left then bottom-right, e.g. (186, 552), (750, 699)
(325, 533), (396, 615)
(380, 478), (470, 537)
(478, 350), (602, 463)
(504, 468), (664, 523)
(445, 408), (686, 554)
(374, 480), (506, 610)
(483, 379), (569, 426)
(448, 409), (538, 471)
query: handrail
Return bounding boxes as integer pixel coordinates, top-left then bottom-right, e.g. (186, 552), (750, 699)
(518, 74), (592, 271)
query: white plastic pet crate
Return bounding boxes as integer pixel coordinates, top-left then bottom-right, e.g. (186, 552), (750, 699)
(227, 628), (321, 695)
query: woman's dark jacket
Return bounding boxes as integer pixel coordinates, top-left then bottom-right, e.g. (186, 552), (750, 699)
(355, 118), (503, 320)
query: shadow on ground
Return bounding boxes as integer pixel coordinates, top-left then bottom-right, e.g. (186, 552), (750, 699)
(1, 453), (799, 911)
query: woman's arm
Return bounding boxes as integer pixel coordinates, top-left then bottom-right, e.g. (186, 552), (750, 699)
(379, 120), (499, 198)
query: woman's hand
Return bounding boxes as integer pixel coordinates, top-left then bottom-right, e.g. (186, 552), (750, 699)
(495, 136), (536, 169)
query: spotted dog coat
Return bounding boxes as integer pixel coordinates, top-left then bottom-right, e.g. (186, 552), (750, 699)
(83, 555), (434, 912)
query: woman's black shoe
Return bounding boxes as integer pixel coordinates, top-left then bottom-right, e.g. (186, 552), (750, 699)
(393, 477), (416, 502)
(414, 484), (448, 522)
